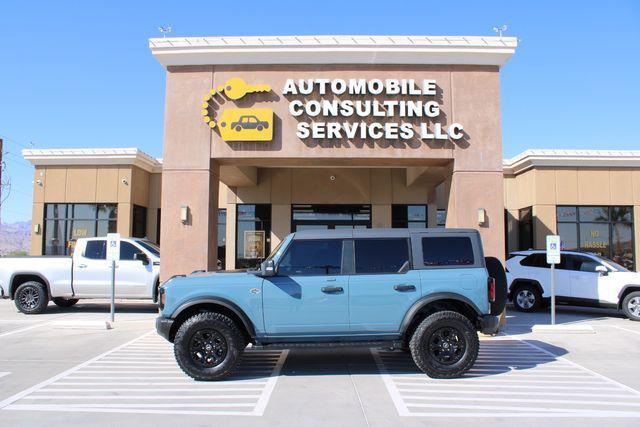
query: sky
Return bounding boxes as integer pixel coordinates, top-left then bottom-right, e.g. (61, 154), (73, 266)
(0, 0), (639, 223)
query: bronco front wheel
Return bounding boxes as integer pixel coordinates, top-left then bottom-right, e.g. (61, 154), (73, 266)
(409, 310), (479, 379)
(174, 312), (245, 381)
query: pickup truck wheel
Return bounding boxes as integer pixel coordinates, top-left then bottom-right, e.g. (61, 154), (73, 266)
(14, 281), (48, 314)
(409, 311), (479, 379)
(513, 283), (541, 312)
(174, 312), (245, 381)
(622, 291), (640, 321)
(52, 298), (79, 308)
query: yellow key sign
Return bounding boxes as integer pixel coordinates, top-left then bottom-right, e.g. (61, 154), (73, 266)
(218, 108), (273, 142)
(218, 77), (271, 100)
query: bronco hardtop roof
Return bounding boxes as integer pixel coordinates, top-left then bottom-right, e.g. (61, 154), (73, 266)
(291, 228), (480, 240)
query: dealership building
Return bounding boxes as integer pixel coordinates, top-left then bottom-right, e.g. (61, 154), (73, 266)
(21, 36), (640, 277)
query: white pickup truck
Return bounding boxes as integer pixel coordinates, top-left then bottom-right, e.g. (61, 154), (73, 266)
(0, 237), (160, 314)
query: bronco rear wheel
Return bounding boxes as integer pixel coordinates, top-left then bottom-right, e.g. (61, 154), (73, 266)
(174, 312), (245, 381)
(409, 310), (479, 379)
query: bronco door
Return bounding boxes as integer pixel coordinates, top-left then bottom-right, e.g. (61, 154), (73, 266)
(348, 238), (421, 333)
(262, 238), (349, 335)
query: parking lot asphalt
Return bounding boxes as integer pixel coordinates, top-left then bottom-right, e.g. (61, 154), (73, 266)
(0, 299), (639, 426)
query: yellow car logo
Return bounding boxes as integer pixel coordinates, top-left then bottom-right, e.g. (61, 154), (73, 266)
(218, 108), (273, 142)
(202, 78), (273, 142)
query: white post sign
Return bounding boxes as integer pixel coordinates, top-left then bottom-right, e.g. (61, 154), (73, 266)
(546, 235), (561, 325)
(106, 233), (120, 323)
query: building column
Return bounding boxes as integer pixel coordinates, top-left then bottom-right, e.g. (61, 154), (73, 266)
(445, 170), (505, 261)
(159, 66), (216, 280)
(372, 204), (391, 228)
(271, 204), (291, 247)
(160, 164), (219, 279)
(427, 187), (437, 227)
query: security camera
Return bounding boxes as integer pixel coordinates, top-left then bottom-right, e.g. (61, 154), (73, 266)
(329, 175), (336, 181)
(122, 178), (129, 185)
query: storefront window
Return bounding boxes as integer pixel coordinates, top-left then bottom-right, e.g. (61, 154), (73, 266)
(291, 205), (371, 230)
(556, 206), (634, 270)
(236, 204), (271, 269)
(132, 204), (147, 238)
(43, 203), (117, 255)
(518, 207), (533, 251)
(218, 209), (226, 270)
(436, 209), (446, 228)
(392, 205), (427, 228)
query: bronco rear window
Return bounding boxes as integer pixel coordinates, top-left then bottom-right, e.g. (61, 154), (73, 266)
(422, 237), (474, 266)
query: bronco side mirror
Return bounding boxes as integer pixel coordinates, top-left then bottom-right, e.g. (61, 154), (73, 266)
(261, 259), (276, 277)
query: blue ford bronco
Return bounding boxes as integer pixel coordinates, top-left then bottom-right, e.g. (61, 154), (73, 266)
(156, 228), (507, 380)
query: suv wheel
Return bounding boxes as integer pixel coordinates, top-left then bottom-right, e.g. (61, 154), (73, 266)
(513, 283), (541, 312)
(622, 291), (640, 321)
(52, 297), (79, 308)
(14, 281), (48, 314)
(174, 312), (245, 381)
(409, 311), (479, 379)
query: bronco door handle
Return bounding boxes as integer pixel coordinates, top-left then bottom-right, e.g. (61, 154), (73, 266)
(394, 284), (416, 292)
(321, 286), (344, 294)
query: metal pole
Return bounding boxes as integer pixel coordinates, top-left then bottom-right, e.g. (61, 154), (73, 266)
(110, 259), (116, 323)
(550, 263), (556, 325)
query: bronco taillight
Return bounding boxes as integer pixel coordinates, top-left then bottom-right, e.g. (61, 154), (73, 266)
(488, 277), (496, 302)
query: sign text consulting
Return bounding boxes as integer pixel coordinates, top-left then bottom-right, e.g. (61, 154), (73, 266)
(283, 78), (465, 141)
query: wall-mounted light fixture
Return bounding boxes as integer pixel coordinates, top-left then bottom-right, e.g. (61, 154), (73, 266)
(180, 205), (189, 224)
(477, 208), (486, 226)
(33, 223), (41, 234)
(35, 179), (43, 187)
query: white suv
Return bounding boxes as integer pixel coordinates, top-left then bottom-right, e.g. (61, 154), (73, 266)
(506, 250), (640, 321)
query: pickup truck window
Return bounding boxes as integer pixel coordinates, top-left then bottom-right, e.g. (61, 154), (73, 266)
(422, 236), (474, 266)
(120, 241), (141, 261)
(278, 239), (342, 276)
(354, 238), (409, 274)
(84, 240), (106, 260)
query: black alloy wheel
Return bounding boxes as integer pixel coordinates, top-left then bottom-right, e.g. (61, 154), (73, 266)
(14, 281), (48, 314)
(174, 312), (245, 381)
(409, 310), (479, 378)
(189, 329), (229, 368)
(427, 326), (467, 365)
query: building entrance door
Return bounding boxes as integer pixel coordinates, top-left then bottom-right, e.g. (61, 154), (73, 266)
(291, 205), (371, 231)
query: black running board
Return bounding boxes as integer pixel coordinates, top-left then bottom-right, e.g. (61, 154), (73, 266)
(252, 340), (404, 350)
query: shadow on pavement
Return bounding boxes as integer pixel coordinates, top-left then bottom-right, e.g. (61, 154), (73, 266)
(44, 301), (158, 314)
(218, 339), (569, 381)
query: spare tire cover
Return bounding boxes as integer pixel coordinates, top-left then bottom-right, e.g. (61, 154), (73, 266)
(485, 256), (508, 315)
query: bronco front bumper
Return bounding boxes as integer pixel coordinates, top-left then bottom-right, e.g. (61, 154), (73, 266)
(479, 314), (501, 335)
(156, 316), (174, 342)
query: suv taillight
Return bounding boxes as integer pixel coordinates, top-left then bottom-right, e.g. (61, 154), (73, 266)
(488, 277), (496, 302)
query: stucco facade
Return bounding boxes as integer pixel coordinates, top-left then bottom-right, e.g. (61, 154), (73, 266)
(153, 36), (517, 279)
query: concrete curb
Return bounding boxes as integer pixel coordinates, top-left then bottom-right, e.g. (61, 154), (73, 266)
(531, 324), (595, 334)
(51, 320), (113, 330)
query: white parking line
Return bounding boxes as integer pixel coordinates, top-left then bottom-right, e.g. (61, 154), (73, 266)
(0, 322), (51, 338)
(1, 333), (288, 416)
(372, 338), (640, 418)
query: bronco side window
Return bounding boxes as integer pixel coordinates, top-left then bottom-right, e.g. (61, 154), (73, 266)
(422, 236), (474, 266)
(354, 238), (410, 274)
(278, 239), (343, 276)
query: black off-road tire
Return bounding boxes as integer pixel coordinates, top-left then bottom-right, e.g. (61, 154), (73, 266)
(52, 297), (79, 308)
(621, 291), (640, 321)
(409, 310), (479, 379)
(512, 283), (542, 312)
(14, 281), (49, 314)
(174, 312), (245, 381)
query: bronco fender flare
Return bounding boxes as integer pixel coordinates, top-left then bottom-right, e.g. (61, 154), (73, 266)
(171, 297), (257, 338)
(399, 292), (483, 335)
